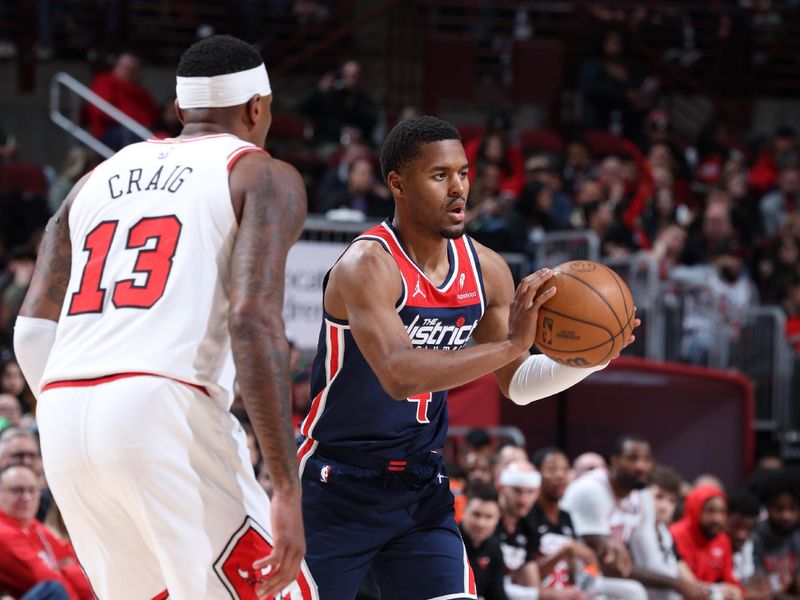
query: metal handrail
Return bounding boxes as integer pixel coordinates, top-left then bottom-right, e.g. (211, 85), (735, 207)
(750, 305), (792, 428)
(49, 71), (153, 159)
(532, 229), (600, 267)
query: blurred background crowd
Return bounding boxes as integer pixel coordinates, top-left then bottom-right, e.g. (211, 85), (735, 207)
(2, 1), (800, 598)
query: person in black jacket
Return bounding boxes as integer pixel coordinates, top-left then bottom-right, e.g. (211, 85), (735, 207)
(460, 482), (508, 600)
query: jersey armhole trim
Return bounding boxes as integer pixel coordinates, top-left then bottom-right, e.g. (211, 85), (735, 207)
(352, 235), (407, 311)
(226, 147), (269, 171)
(464, 236), (486, 318)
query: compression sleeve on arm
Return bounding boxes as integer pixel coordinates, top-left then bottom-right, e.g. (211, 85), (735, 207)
(508, 354), (607, 406)
(13, 316), (57, 397)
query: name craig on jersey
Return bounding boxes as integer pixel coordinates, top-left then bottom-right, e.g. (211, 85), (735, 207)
(107, 165), (194, 199)
(405, 314), (478, 349)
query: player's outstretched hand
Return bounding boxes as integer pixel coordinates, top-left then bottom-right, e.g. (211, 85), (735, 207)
(253, 487), (306, 599)
(608, 307), (641, 362)
(508, 268), (555, 353)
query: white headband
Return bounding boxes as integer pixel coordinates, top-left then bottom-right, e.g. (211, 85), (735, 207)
(176, 63), (271, 109)
(499, 468), (541, 489)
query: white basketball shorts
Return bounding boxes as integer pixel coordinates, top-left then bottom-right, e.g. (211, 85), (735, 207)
(37, 373), (317, 600)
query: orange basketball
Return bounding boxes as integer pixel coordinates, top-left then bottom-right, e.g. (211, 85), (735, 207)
(534, 260), (635, 367)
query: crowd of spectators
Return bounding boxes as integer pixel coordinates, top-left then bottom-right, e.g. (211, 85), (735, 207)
(2, 7), (800, 596)
(445, 431), (800, 600)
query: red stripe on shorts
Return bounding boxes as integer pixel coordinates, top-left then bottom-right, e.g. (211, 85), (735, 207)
(42, 372), (209, 396)
(150, 590), (168, 600)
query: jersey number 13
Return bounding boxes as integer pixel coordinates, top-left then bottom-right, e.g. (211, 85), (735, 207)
(68, 215), (183, 315)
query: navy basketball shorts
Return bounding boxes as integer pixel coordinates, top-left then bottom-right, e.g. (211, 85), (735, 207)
(299, 443), (477, 600)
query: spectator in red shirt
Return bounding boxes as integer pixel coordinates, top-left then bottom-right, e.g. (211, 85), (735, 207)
(88, 52), (158, 149)
(670, 484), (743, 599)
(464, 112), (525, 197)
(0, 465), (92, 600)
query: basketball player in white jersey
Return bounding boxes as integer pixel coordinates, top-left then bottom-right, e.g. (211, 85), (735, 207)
(13, 35), (314, 599)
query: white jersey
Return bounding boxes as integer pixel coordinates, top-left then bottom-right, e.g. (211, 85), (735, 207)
(561, 470), (674, 576)
(42, 133), (265, 403)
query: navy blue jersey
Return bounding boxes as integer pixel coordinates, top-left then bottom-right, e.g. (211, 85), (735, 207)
(298, 220), (487, 466)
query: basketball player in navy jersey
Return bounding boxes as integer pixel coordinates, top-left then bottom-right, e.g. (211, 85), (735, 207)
(298, 116), (639, 599)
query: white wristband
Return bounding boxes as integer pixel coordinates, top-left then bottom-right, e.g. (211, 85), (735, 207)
(13, 316), (58, 398)
(508, 354), (607, 406)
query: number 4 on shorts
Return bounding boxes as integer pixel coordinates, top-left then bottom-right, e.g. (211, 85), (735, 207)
(407, 392), (432, 424)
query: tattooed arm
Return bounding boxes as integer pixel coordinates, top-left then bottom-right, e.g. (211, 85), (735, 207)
(19, 174), (88, 320)
(228, 152), (307, 596)
(14, 174), (87, 395)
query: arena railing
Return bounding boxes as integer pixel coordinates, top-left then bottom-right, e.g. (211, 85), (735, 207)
(657, 276), (793, 431)
(602, 252), (662, 361)
(49, 71), (153, 160)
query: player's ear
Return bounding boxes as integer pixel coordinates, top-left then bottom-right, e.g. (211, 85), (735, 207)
(387, 171), (403, 196)
(245, 95), (261, 127)
(174, 99), (185, 126)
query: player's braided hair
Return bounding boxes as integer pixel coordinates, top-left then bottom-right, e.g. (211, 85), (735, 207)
(379, 116), (461, 181)
(177, 35), (263, 78)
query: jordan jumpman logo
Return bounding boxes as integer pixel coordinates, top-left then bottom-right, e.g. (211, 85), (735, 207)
(412, 275), (426, 299)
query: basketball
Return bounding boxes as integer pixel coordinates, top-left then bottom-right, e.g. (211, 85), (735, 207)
(534, 260), (635, 367)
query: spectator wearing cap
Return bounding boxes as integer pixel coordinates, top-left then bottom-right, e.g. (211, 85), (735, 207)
(464, 112), (525, 197)
(726, 490), (771, 599)
(760, 163), (800, 238)
(752, 468), (800, 596)
(0, 464), (93, 599)
(460, 482), (508, 600)
(670, 485), (743, 599)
